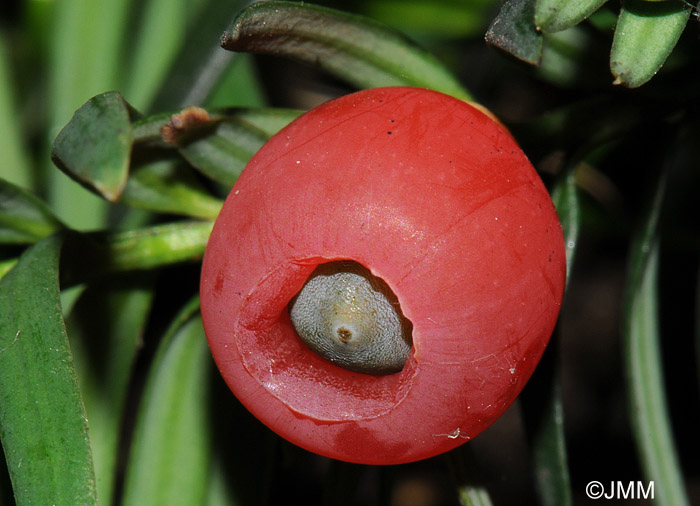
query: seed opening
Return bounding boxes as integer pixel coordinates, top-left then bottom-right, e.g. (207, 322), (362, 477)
(337, 327), (353, 343)
(289, 261), (413, 375)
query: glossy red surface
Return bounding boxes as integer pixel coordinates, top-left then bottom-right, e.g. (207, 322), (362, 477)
(200, 87), (566, 464)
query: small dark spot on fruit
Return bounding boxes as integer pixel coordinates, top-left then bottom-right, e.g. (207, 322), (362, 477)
(214, 272), (224, 294)
(387, 131), (392, 135)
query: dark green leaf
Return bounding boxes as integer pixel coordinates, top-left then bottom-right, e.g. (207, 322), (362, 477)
(0, 178), (64, 244)
(232, 108), (303, 138)
(177, 107), (306, 186)
(611, 0), (690, 88)
(67, 283), (153, 505)
(178, 117), (269, 186)
(121, 300), (211, 506)
(61, 221), (213, 285)
(132, 111), (175, 145)
(622, 171), (690, 506)
(552, 165), (580, 287)
(120, 158), (223, 219)
(51, 92), (139, 202)
(0, 236), (97, 505)
(362, 0), (494, 39)
(535, 0), (607, 33)
(485, 0), (543, 65)
(528, 370), (572, 506)
(221, 0), (471, 100)
(522, 339), (572, 506)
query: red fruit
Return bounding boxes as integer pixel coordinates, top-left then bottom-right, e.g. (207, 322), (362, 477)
(200, 87), (566, 465)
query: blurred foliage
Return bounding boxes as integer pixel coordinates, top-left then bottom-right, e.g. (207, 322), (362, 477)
(1, 0), (700, 505)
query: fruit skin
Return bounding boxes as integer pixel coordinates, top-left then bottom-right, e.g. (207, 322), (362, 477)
(200, 86), (566, 465)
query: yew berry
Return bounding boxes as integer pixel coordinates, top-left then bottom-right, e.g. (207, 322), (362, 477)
(200, 87), (566, 465)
